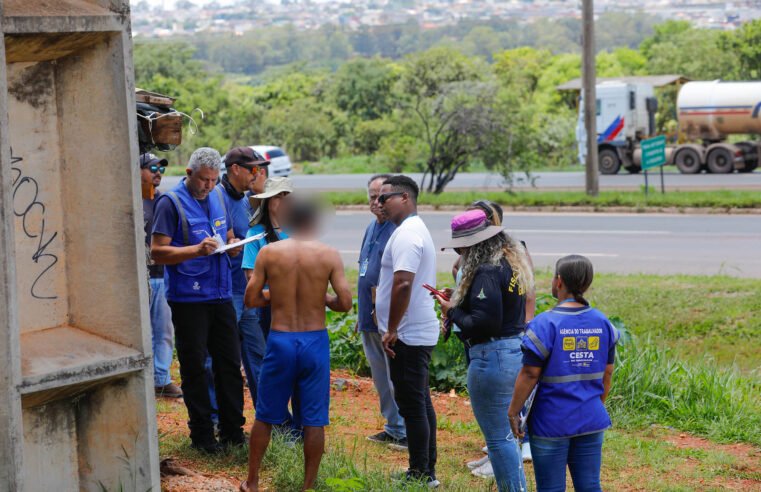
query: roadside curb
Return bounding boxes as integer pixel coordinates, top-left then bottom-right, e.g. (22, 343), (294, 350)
(334, 204), (761, 215)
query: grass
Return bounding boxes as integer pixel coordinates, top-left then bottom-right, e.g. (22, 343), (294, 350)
(158, 271), (761, 489)
(335, 270), (761, 447)
(342, 269), (761, 372)
(323, 189), (761, 209)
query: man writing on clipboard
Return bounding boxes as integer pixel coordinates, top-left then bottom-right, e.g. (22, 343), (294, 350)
(151, 147), (246, 454)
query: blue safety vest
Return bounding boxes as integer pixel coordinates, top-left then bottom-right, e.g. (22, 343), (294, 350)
(522, 306), (620, 438)
(215, 181), (253, 297)
(160, 180), (232, 303)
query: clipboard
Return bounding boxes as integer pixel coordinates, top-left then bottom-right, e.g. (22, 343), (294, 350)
(214, 232), (265, 254)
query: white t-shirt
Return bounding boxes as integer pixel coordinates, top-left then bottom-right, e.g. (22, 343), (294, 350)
(376, 215), (440, 346)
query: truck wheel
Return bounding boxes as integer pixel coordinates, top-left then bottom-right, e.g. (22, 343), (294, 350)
(674, 148), (701, 174)
(598, 149), (621, 175)
(706, 148), (734, 174)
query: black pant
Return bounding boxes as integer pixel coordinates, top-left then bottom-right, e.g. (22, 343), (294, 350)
(389, 340), (437, 478)
(169, 301), (245, 444)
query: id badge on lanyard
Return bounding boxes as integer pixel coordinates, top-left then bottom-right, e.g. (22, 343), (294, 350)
(359, 258), (369, 277)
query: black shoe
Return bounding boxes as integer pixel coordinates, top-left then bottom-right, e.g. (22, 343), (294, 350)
(388, 436), (408, 451)
(220, 432), (247, 450)
(367, 431), (402, 444)
(191, 439), (222, 455)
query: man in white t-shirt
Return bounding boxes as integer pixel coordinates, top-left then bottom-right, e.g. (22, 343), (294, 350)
(376, 175), (440, 488)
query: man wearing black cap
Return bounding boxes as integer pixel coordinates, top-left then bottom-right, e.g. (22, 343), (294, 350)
(218, 146), (270, 405)
(140, 153), (183, 399)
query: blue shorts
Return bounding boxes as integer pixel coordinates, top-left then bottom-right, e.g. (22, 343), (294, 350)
(255, 329), (330, 427)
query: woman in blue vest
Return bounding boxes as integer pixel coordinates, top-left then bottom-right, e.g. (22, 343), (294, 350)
(508, 255), (619, 492)
(434, 209), (534, 492)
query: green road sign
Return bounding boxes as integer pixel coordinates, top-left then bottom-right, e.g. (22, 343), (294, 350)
(641, 135), (667, 170)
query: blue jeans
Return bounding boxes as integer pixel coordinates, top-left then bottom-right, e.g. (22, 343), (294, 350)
(361, 331), (406, 440)
(149, 278), (175, 387)
(238, 302), (267, 406)
(530, 431), (604, 492)
(467, 337), (527, 492)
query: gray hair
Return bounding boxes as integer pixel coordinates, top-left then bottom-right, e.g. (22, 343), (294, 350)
(188, 147), (222, 172)
(367, 173), (393, 199)
(367, 173), (393, 188)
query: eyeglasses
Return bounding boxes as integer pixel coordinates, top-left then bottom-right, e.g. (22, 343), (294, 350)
(234, 163), (260, 175)
(378, 192), (404, 205)
(149, 165), (166, 174)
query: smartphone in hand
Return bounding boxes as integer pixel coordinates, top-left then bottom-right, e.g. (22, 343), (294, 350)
(422, 283), (449, 300)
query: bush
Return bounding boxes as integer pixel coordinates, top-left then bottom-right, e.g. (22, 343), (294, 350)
(609, 322), (761, 445)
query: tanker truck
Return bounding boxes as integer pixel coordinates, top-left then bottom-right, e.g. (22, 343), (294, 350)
(577, 80), (761, 174)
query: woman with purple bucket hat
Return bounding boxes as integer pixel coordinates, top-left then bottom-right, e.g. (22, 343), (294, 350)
(433, 209), (534, 492)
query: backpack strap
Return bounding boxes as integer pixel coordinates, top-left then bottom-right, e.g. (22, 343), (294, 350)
(166, 192), (190, 246)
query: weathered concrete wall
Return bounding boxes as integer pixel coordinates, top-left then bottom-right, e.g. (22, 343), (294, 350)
(7, 61), (69, 333)
(0, 1), (160, 490)
(0, 27), (24, 492)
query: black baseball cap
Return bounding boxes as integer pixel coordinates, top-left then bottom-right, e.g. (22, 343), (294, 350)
(224, 146), (270, 169)
(139, 153), (168, 168)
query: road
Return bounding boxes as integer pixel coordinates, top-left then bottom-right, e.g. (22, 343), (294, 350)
(320, 211), (761, 278)
(160, 169), (761, 192)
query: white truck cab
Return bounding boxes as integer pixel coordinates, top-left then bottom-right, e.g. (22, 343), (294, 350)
(578, 82), (655, 174)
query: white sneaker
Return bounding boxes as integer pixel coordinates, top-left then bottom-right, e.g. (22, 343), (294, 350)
(521, 442), (533, 462)
(466, 455), (490, 470)
(482, 445), (489, 454)
(472, 460), (494, 478)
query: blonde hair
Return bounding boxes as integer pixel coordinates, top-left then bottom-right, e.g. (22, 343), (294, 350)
(451, 231), (534, 307)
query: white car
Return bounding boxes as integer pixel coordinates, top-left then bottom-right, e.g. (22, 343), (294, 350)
(251, 145), (292, 177)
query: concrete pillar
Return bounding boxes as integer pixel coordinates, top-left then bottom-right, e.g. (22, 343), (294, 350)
(0, 1), (159, 490)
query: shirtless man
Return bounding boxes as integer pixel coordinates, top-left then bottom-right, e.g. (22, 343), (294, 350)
(241, 197), (352, 492)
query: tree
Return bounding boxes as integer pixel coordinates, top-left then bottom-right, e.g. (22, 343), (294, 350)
(493, 47), (550, 95)
(328, 58), (398, 120)
(721, 19), (761, 80)
(400, 48), (488, 193)
(644, 28), (739, 80)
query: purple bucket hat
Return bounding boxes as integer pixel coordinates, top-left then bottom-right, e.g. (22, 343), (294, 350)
(440, 209), (504, 250)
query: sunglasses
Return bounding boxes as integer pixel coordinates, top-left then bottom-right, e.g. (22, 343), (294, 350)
(148, 165), (166, 174)
(378, 191), (404, 205)
(234, 163), (260, 174)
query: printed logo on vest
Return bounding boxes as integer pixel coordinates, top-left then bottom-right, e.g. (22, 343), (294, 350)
(563, 337), (575, 351)
(476, 288), (487, 300)
(588, 336), (600, 350)
(192, 281), (201, 291)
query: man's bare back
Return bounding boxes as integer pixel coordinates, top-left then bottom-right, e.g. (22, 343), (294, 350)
(244, 238), (352, 331)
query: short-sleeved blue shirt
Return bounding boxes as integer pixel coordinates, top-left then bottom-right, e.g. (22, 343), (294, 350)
(357, 220), (396, 332)
(241, 224), (289, 271)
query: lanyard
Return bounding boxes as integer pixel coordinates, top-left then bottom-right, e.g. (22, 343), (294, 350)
(365, 221), (387, 258)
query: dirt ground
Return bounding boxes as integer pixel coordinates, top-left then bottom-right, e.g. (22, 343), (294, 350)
(158, 370), (761, 491)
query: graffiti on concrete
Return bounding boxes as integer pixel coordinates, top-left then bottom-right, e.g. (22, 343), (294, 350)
(10, 147), (59, 300)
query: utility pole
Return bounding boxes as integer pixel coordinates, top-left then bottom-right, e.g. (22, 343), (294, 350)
(582, 0), (599, 196)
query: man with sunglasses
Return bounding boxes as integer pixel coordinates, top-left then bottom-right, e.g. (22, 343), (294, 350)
(140, 153), (183, 399)
(376, 175), (440, 488)
(217, 147), (270, 406)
